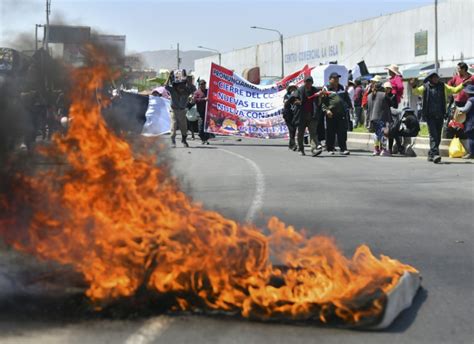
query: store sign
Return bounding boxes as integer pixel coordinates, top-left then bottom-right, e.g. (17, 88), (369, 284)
(285, 44), (339, 64)
(415, 31), (428, 56)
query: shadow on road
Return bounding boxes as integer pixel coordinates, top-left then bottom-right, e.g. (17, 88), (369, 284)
(385, 287), (428, 333)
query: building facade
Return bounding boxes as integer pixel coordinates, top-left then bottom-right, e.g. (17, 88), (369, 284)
(195, 0), (473, 93)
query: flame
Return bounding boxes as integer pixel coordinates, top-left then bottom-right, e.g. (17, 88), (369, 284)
(0, 50), (417, 326)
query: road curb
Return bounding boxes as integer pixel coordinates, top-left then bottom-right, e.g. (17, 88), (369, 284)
(347, 132), (454, 157)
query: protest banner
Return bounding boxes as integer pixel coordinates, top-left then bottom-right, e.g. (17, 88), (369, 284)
(205, 63), (313, 139)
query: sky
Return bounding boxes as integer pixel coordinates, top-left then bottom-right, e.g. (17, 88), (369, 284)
(0, 0), (435, 54)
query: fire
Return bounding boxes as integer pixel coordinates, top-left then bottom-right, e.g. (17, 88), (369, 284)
(0, 50), (417, 327)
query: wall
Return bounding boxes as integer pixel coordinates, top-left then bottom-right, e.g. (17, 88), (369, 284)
(194, 0), (473, 81)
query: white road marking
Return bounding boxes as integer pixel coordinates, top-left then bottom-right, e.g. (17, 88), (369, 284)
(125, 316), (173, 344)
(219, 148), (265, 223)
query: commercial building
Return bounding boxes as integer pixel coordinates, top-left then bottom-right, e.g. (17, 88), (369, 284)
(194, 0), (473, 107)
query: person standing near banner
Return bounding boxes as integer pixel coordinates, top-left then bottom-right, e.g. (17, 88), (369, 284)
(193, 79), (210, 145)
(165, 71), (195, 148)
(294, 76), (323, 157)
(322, 72), (352, 155)
(283, 84), (298, 151)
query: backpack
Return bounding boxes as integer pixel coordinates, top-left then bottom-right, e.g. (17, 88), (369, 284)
(399, 108), (420, 137)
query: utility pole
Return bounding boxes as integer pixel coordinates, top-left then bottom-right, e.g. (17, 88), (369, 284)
(44, 0), (51, 51)
(177, 43), (181, 69)
(434, 0), (439, 73)
(251, 26), (284, 78)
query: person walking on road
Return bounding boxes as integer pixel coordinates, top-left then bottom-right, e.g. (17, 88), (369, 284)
(283, 84), (298, 151)
(294, 76), (323, 157)
(353, 78), (364, 128)
(410, 72), (464, 163)
(193, 79), (210, 145)
(166, 71), (195, 148)
(456, 84), (474, 159)
(366, 81), (393, 156)
(322, 72), (352, 155)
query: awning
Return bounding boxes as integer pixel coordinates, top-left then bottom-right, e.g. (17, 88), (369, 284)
(402, 62), (435, 79)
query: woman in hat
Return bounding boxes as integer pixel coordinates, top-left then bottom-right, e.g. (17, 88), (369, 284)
(456, 84), (474, 159)
(385, 64), (404, 108)
(366, 81), (392, 156)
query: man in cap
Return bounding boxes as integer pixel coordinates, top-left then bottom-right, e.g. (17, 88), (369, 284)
(410, 72), (464, 163)
(321, 72), (352, 155)
(385, 64), (404, 108)
(293, 76), (323, 156)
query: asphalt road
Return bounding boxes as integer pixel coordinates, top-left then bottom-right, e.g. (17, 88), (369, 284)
(1, 136), (473, 344)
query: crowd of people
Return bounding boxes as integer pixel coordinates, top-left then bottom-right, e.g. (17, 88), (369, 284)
(282, 62), (474, 163)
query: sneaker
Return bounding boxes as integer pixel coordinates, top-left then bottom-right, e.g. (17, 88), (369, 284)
(462, 153), (473, 159)
(433, 155), (442, 164)
(372, 150), (380, 156)
(381, 149), (391, 157)
(341, 150), (350, 156)
(311, 148), (323, 157)
(427, 156), (434, 162)
(316, 144), (323, 150)
(328, 150), (335, 156)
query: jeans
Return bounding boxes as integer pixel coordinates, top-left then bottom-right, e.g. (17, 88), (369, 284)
(326, 115), (347, 151)
(171, 108), (188, 140)
(426, 116), (444, 157)
(284, 119), (297, 149)
(372, 120), (386, 149)
(297, 112), (319, 152)
(198, 113), (210, 142)
(354, 106), (363, 127)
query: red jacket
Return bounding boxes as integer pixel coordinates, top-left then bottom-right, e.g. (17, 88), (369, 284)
(448, 73), (474, 104)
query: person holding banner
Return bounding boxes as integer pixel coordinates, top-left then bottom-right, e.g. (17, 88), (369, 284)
(193, 79), (211, 145)
(294, 76), (323, 157)
(283, 84), (298, 151)
(322, 72), (352, 155)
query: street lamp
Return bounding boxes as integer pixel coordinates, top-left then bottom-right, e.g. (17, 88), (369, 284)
(198, 45), (221, 65)
(251, 26), (284, 78)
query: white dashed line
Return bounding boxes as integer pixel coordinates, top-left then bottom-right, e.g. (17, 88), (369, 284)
(219, 148), (265, 223)
(125, 316), (173, 344)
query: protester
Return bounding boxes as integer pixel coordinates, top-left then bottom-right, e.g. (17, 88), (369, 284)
(456, 84), (474, 159)
(186, 76), (198, 140)
(165, 71), (195, 148)
(366, 82), (392, 156)
(282, 84), (298, 151)
(447, 62), (474, 107)
(385, 64), (404, 108)
(353, 78), (364, 128)
(193, 79), (210, 145)
(410, 72), (464, 163)
(347, 80), (355, 131)
(294, 76), (323, 156)
(322, 72), (352, 155)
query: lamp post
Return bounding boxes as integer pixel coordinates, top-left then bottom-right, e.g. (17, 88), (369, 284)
(251, 26), (284, 78)
(198, 45), (221, 65)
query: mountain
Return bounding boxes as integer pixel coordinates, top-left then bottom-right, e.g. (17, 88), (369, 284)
(137, 50), (213, 72)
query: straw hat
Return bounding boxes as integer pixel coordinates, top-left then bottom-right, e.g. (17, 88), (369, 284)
(453, 108), (466, 123)
(371, 75), (383, 83)
(383, 81), (393, 89)
(385, 64), (401, 75)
